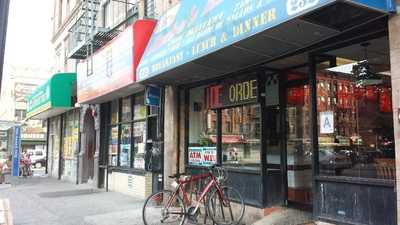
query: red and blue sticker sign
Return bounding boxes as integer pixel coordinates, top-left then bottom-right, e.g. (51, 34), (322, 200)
(189, 147), (217, 167)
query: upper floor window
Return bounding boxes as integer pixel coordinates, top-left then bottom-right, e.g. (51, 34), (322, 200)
(15, 110), (26, 121)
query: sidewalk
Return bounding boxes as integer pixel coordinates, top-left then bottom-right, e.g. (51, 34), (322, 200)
(0, 177), (145, 225)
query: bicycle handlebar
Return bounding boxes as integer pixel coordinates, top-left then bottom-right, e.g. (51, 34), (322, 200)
(168, 165), (224, 179)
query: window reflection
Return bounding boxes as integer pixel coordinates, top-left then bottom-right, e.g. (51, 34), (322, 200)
(120, 124), (131, 167)
(133, 121), (146, 169)
(188, 86), (216, 147)
(317, 70), (394, 179)
(188, 86), (217, 167)
(121, 97), (132, 122)
(221, 105), (261, 170)
(109, 125), (118, 166)
(134, 95), (146, 120)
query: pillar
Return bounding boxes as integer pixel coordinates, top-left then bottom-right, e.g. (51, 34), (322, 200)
(388, 2), (400, 224)
(163, 85), (179, 189)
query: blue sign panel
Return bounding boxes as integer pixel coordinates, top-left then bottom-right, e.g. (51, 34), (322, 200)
(12, 126), (21, 177)
(351, 0), (396, 12)
(137, 0), (394, 82)
(145, 86), (161, 107)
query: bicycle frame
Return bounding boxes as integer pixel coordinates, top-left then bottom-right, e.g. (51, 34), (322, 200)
(166, 171), (225, 216)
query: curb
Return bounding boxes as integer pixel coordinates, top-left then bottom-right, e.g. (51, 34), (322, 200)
(0, 199), (13, 225)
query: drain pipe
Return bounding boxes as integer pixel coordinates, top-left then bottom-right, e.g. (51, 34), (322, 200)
(76, 109), (81, 185)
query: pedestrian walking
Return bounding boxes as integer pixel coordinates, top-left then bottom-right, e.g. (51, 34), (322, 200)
(21, 151), (32, 177)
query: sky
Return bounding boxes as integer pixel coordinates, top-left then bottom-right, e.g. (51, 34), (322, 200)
(2, 0), (54, 80)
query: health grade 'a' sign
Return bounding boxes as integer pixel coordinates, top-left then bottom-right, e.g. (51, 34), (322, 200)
(189, 147), (217, 167)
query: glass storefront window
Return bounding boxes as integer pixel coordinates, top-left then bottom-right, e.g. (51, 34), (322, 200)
(111, 100), (119, 124)
(133, 121), (146, 169)
(188, 86), (217, 167)
(134, 94), (146, 120)
(62, 109), (79, 179)
(120, 124), (131, 167)
(221, 105), (261, 170)
(109, 125), (118, 166)
(189, 86), (217, 146)
(106, 92), (156, 169)
(49, 116), (61, 177)
(121, 97), (132, 122)
(317, 38), (394, 180)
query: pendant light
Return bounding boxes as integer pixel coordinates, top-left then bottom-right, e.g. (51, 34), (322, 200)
(352, 43), (383, 88)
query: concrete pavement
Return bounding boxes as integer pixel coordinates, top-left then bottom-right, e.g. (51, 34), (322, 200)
(0, 177), (145, 225)
(0, 176), (323, 225)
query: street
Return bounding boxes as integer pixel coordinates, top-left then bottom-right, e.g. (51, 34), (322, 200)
(0, 177), (145, 225)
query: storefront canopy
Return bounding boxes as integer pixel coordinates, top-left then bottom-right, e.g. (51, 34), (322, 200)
(137, 0), (396, 85)
(27, 73), (76, 120)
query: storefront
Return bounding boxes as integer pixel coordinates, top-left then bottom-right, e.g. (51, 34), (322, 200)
(137, 1), (397, 224)
(76, 19), (159, 197)
(27, 73), (79, 182)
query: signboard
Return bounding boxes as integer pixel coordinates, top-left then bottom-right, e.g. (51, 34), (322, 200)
(12, 126), (21, 177)
(137, 0), (393, 81)
(26, 73), (76, 119)
(137, 0), (332, 81)
(77, 25), (135, 103)
(26, 82), (51, 117)
(207, 75), (258, 109)
(77, 20), (156, 103)
(188, 147), (217, 167)
(145, 86), (161, 107)
(320, 111), (334, 134)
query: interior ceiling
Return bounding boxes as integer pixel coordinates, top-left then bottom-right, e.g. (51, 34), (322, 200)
(326, 36), (390, 72)
(145, 2), (388, 86)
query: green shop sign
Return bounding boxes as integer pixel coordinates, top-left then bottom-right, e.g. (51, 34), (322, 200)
(27, 73), (76, 119)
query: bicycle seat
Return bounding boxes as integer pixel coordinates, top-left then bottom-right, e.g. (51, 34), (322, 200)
(168, 172), (186, 179)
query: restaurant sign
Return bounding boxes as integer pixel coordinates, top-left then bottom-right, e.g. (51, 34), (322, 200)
(207, 75), (258, 108)
(137, 0), (394, 81)
(188, 147), (217, 167)
(137, 0), (333, 81)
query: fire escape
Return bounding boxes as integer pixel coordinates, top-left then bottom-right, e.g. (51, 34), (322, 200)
(68, 0), (129, 60)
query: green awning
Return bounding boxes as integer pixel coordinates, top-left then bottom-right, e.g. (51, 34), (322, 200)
(21, 140), (46, 146)
(27, 73), (76, 120)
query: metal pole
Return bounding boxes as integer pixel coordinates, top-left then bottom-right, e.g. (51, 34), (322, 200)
(309, 54), (319, 217)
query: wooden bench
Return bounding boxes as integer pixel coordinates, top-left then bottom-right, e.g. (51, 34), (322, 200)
(0, 199), (13, 225)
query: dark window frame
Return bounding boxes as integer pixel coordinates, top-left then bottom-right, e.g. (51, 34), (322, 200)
(106, 92), (158, 171)
(185, 79), (263, 172)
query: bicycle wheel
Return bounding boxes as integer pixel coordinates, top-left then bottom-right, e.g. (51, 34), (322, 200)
(142, 190), (186, 225)
(207, 186), (245, 225)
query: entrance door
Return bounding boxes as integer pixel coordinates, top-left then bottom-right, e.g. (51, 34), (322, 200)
(82, 110), (95, 183)
(285, 83), (313, 207)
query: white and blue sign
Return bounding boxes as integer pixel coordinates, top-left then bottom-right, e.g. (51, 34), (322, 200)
(320, 111), (334, 134)
(137, 0), (394, 81)
(145, 86), (161, 107)
(12, 126), (21, 177)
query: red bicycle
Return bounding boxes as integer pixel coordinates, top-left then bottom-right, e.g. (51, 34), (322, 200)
(142, 166), (245, 225)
